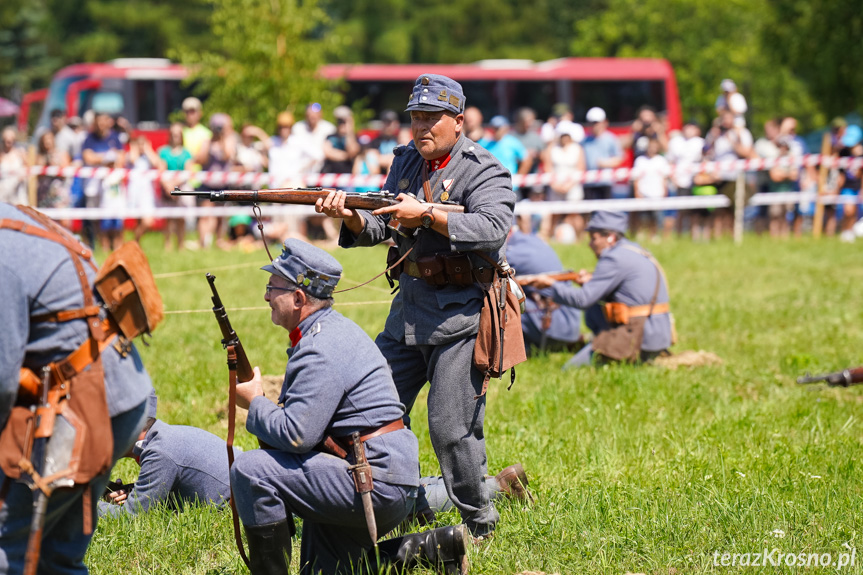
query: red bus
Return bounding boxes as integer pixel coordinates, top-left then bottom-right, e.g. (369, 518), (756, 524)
(321, 58), (682, 131)
(21, 58), (189, 148)
(21, 57), (681, 144)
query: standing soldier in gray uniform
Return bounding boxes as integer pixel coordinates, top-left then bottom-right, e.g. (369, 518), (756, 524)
(523, 211), (672, 368)
(99, 392), (237, 518)
(230, 239), (470, 575)
(0, 203), (153, 573)
(316, 74), (516, 538)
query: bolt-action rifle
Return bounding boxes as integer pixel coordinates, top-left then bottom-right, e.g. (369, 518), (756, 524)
(797, 366), (863, 387)
(172, 187), (465, 215)
(207, 273), (257, 567)
(515, 270), (583, 287)
(207, 273), (253, 383)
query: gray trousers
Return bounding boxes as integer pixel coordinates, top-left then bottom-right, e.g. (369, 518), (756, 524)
(0, 400), (148, 575)
(376, 332), (499, 536)
(231, 448), (413, 575)
(421, 475), (502, 513)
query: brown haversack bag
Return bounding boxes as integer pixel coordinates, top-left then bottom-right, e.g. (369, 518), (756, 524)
(473, 271), (527, 398)
(591, 317), (647, 363)
(94, 241), (164, 340)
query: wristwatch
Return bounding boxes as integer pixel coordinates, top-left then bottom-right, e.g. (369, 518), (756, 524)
(421, 206), (436, 229)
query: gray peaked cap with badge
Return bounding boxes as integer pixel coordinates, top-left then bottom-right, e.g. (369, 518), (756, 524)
(405, 74), (466, 115)
(261, 239), (343, 299)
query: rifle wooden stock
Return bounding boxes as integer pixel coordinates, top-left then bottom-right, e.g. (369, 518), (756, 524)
(172, 187), (465, 214)
(207, 274), (254, 383)
(516, 270), (581, 286)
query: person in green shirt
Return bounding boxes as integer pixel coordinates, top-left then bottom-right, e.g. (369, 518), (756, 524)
(158, 122), (193, 250)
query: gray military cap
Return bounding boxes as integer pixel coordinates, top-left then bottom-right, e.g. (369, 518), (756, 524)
(586, 211), (628, 236)
(262, 239), (342, 299)
(405, 74), (465, 115)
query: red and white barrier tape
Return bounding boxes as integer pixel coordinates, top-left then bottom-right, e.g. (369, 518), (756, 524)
(5, 154), (863, 188)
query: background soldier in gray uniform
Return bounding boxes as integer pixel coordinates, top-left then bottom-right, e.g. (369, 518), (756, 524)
(0, 202), (153, 573)
(523, 211), (672, 368)
(99, 392), (236, 518)
(317, 74), (516, 538)
(506, 228), (582, 354)
(230, 239), (469, 575)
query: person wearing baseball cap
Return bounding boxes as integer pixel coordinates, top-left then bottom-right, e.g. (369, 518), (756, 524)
(521, 210), (673, 368)
(230, 238), (469, 574)
(316, 73), (517, 540)
(478, 115), (530, 177)
(582, 107), (623, 201)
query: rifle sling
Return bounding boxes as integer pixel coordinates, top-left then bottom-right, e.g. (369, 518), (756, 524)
(225, 345), (251, 568)
(334, 245), (414, 294)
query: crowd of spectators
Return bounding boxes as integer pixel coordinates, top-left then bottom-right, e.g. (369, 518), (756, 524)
(1, 78), (861, 250)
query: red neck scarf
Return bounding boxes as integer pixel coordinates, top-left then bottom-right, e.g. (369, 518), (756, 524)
(289, 327), (303, 347)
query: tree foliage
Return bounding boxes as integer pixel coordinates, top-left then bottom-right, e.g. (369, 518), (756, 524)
(570, 0), (825, 131)
(324, 0), (604, 64)
(763, 0), (863, 120)
(171, 0), (344, 129)
(0, 0), (859, 134)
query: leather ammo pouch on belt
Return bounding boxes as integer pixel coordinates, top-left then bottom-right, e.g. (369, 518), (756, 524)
(416, 254), (448, 286)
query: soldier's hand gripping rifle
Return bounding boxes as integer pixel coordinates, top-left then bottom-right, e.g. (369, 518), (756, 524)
(172, 187), (465, 215)
(797, 366), (863, 387)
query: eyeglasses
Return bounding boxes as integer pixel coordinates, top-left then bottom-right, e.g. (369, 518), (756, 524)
(183, 108), (199, 114)
(266, 284), (296, 296)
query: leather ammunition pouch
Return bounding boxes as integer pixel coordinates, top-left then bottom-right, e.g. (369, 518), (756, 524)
(402, 252), (495, 287)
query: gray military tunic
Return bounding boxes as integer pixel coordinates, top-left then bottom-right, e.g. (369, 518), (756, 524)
(549, 237), (672, 366)
(0, 202), (153, 573)
(98, 420), (236, 518)
(338, 135), (515, 536)
(230, 306), (419, 575)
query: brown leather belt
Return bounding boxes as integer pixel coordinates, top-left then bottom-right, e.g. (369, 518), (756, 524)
(627, 302), (670, 317)
(316, 418), (406, 460)
(345, 418), (405, 447)
(404, 261), (495, 285)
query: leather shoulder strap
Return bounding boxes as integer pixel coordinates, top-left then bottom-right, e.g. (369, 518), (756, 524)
(0, 206), (103, 340)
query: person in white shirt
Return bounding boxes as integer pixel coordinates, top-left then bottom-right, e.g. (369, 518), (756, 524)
(291, 103), (335, 173)
(631, 139), (672, 240)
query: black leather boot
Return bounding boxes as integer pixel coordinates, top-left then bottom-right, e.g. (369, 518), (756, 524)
(377, 524), (470, 574)
(244, 520), (293, 575)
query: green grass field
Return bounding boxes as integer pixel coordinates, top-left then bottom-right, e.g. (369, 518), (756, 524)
(88, 233), (863, 574)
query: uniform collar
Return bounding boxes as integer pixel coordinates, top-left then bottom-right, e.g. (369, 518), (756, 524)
(288, 307), (332, 350)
